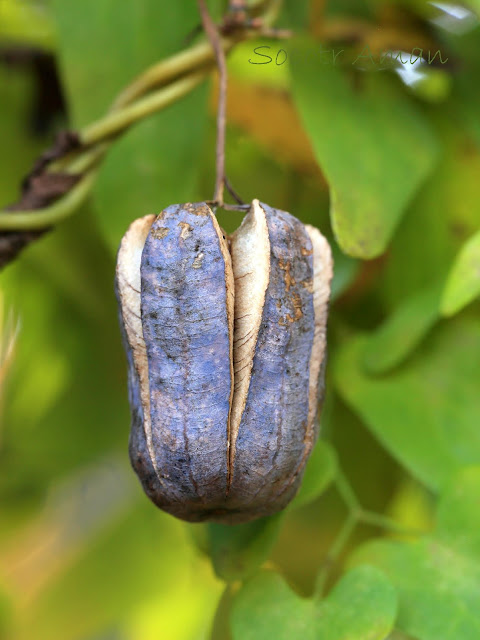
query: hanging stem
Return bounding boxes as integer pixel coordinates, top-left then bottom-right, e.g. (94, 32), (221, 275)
(197, 0), (228, 207)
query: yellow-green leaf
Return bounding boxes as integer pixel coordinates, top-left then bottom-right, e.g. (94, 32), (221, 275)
(441, 230), (480, 316)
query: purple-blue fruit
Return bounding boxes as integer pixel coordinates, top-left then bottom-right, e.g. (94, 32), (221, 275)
(116, 200), (333, 524)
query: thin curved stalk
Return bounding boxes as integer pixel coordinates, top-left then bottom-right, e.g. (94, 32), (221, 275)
(80, 71), (208, 146)
(66, 143), (111, 174)
(0, 171), (98, 230)
(112, 38), (234, 109)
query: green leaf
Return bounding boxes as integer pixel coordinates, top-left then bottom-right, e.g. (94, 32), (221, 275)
(379, 119), (478, 310)
(362, 281), (443, 375)
(351, 467), (480, 640)
(290, 38), (438, 259)
(455, 72), (480, 148)
(231, 565), (397, 640)
(207, 513), (284, 582)
(441, 230), (480, 317)
(401, 67), (452, 104)
(388, 633), (422, 640)
(334, 319), (480, 490)
(379, 181), (453, 310)
(227, 39), (290, 90)
(324, 0), (373, 19)
(51, 2), (202, 127)
(211, 585), (236, 640)
(51, 0), (208, 254)
(290, 440), (337, 510)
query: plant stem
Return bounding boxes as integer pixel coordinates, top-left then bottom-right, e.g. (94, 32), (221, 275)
(335, 470), (361, 515)
(197, 0), (228, 206)
(0, 69), (208, 232)
(224, 176), (246, 204)
(358, 510), (425, 537)
(66, 143), (111, 174)
(112, 38), (234, 109)
(315, 514), (357, 597)
(313, 466), (426, 595)
(0, 171), (98, 230)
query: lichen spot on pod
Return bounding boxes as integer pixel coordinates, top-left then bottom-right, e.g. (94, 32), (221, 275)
(116, 200), (333, 524)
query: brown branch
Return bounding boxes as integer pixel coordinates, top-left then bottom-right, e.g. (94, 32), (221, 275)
(197, 0), (227, 207)
(0, 230), (47, 269)
(0, 130), (82, 268)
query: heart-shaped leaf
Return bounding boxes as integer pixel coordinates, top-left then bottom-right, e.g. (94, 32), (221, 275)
(231, 565), (397, 640)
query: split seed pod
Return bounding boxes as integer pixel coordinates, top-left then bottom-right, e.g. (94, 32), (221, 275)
(116, 200), (333, 524)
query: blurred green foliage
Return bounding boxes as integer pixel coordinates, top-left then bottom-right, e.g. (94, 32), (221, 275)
(0, 0), (479, 639)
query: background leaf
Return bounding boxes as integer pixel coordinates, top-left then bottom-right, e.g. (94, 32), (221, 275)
(0, 65), (46, 208)
(351, 467), (480, 640)
(11, 492), (222, 640)
(441, 230), (480, 317)
(334, 319), (480, 490)
(290, 37), (438, 259)
(231, 566), (397, 640)
(362, 281), (443, 375)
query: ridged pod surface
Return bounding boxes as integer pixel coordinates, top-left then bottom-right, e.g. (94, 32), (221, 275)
(116, 200), (333, 523)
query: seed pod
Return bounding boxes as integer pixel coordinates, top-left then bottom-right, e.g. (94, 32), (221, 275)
(116, 200), (333, 524)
